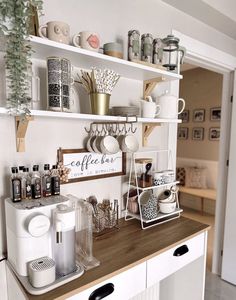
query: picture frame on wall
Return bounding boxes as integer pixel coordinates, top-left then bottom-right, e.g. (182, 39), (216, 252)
(178, 127), (188, 140)
(58, 148), (126, 183)
(179, 110), (189, 123)
(192, 127), (204, 141)
(193, 109), (205, 122)
(209, 127), (220, 141)
(210, 107), (221, 121)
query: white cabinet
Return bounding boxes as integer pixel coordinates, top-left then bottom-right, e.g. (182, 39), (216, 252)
(67, 262), (146, 300)
(147, 233), (205, 287)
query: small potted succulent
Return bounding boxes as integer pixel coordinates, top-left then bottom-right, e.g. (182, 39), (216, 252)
(0, 0), (43, 115)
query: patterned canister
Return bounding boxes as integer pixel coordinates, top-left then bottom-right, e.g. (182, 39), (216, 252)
(153, 38), (163, 64)
(128, 30), (140, 61)
(141, 33), (153, 63)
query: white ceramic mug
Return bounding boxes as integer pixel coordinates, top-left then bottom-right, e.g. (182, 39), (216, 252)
(141, 101), (161, 118)
(72, 31), (100, 51)
(157, 90), (185, 119)
(38, 21), (70, 44)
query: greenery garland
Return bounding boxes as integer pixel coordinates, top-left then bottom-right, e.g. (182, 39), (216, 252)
(0, 0), (43, 115)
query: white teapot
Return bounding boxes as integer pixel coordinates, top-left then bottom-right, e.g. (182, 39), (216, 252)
(157, 90), (185, 119)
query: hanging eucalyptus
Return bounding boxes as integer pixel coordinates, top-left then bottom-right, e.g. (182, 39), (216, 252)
(0, 0), (43, 115)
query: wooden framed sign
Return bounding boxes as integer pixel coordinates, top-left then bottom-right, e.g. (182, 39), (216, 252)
(58, 148), (126, 183)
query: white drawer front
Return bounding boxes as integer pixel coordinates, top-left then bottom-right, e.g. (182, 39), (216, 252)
(67, 262), (146, 300)
(147, 233), (205, 287)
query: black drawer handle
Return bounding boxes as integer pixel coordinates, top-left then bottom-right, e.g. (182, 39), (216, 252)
(173, 245), (189, 257)
(89, 283), (114, 300)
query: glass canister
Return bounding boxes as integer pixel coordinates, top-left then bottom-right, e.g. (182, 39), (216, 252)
(128, 30), (140, 61)
(161, 34), (186, 71)
(153, 38), (163, 65)
(135, 158), (153, 188)
(141, 33), (153, 63)
(47, 57), (74, 112)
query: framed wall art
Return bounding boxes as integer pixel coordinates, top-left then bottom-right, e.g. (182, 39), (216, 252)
(210, 107), (221, 121)
(57, 148), (126, 183)
(193, 109), (205, 122)
(179, 110), (189, 123)
(192, 127), (204, 141)
(178, 127), (188, 140)
(209, 127), (220, 141)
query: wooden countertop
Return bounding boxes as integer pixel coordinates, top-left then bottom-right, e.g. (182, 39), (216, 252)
(20, 217), (210, 300)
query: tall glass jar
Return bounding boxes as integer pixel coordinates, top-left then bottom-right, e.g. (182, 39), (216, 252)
(128, 30), (140, 61)
(141, 33), (153, 63)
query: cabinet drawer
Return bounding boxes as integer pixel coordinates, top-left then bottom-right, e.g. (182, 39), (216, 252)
(147, 232), (205, 287)
(67, 262), (146, 300)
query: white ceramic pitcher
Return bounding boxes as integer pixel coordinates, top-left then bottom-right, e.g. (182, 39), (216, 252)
(157, 90), (185, 119)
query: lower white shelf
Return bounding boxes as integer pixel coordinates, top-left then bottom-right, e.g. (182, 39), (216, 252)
(129, 181), (180, 191)
(127, 208), (183, 224)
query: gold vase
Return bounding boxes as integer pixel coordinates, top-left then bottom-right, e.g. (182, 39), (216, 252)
(89, 93), (110, 115)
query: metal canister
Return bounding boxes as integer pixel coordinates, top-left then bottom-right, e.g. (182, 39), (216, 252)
(141, 33), (153, 63)
(128, 30), (140, 61)
(153, 38), (163, 65)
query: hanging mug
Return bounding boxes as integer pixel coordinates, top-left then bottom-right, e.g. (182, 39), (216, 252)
(157, 90), (185, 119)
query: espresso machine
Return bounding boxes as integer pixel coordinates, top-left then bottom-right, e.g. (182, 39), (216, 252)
(5, 195), (84, 295)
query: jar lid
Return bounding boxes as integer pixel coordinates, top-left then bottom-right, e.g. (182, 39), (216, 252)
(135, 158), (153, 164)
(141, 33), (153, 39)
(128, 29), (140, 35)
(162, 34), (179, 44)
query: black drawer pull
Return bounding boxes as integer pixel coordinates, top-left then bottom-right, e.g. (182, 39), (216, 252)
(89, 283), (114, 300)
(173, 245), (189, 257)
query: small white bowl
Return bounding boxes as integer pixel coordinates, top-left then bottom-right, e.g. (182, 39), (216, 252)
(159, 201), (176, 214)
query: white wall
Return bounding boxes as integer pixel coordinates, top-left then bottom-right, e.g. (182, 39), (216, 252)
(1, 0), (236, 295)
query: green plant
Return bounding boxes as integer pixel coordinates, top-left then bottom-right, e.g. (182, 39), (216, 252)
(0, 0), (43, 115)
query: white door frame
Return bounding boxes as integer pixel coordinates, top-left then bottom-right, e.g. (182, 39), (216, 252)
(172, 30), (236, 275)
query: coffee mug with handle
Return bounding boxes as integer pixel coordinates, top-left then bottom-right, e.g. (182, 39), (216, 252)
(38, 21), (70, 44)
(157, 90), (185, 119)
(72, 31), (100, 52)
(141, 100), (161, 118)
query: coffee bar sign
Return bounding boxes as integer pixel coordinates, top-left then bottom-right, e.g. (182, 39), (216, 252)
(59, 149), (126, 183)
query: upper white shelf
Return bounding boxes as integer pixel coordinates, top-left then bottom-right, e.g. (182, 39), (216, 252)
(29, 36), (183, 82)
(0, 107), (182, 123)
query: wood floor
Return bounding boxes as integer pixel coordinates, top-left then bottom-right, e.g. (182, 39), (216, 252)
(182, 206), (215, 270)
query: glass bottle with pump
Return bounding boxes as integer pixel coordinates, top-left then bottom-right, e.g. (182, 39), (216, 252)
(31, 165), (41, 199)
(11, 167), (21, 202)
(22, 168), (32, 200)
(42, 164), (52, 197)
(51, 165), (60, 195)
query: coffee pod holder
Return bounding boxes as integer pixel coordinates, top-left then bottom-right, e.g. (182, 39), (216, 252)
(125, 149), (182, 229)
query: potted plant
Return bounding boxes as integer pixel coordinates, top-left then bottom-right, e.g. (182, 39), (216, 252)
(0, 0), (43, 116)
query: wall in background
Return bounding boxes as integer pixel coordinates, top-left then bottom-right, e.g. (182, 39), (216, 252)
(177, 67), (223, 161)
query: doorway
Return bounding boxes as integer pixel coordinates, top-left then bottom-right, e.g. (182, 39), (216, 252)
(177, 63), (223, 271)
(172, 29), (236, 277)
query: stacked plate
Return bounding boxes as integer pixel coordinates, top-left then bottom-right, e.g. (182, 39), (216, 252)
(111, 106), (140, 117)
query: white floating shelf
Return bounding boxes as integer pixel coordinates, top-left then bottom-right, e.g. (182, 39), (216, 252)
(29, 36), (182, 82)
(130, 181), (180, 191)
(127, 208), (183, 224)
(0, 108), (182, 123)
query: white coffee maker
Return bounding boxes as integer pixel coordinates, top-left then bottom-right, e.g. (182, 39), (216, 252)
(5, 196), (70, 277)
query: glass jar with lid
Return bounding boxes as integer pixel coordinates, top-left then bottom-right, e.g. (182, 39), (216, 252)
(134, 158), (153, 188)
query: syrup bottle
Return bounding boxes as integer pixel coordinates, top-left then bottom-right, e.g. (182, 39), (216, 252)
(22, 168), (32, 200)
(31, 165), (41, 199)
(42, 164), (52, 197)
(51, 165), (60, 195)
(11, 167), (21, 202)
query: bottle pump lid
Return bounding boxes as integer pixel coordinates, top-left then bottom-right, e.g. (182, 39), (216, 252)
(11, 167), (18, 174)
(33, 165), (39, 171)
(44, 164), (50, 170)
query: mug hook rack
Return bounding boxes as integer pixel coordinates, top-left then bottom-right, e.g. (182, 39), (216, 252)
(85, 116), (138, 135)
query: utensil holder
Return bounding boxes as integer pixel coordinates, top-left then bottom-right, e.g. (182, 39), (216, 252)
(89, 93), (110, 115)
(93, 210), (119, 237)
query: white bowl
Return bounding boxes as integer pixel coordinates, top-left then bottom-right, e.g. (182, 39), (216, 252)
(159, 201), (176, 214)
(100, 135), (120, 154)
(158, 190), (173, 203)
